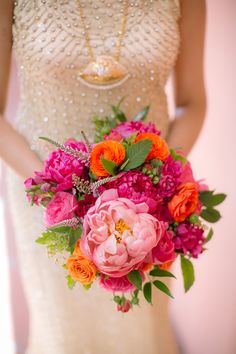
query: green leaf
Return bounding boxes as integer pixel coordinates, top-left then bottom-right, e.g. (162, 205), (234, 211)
(201, 208), (221, 223)
(83, 283), (92, 290)
(204, 228), (214, 244)
(119, 159), (130, 170)
(124, 133), (138, 145)
(150, 159), (163, 168)
(127, 270), (143, 290)
(68, 226), (83, 253)
(66, 275), (75, 289)
(113, 295), (122, 305)
(111, 105), (127, 122)
(133, 106), (150, 122)
(123, 139), (152, 171)
(100, 156), (118, 176)
(153, 280), (174, 299)
(200, 191), (226, 208)
(48, 226), (72, 234)
(131, 290), (140, 305)
(149, 267), (176, 279)
(180, 255), (195, 292)
(36, 230), (69, 254)
(143, 282), (152, 304)
(170, 149), (187, 166)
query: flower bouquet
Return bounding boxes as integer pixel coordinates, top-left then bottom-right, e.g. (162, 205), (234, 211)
(25, 102), (226, 312)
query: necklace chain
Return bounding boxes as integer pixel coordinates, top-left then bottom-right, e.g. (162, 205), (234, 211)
(77, 0), (129, 62)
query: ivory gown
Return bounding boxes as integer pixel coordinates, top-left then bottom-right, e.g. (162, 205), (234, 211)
(7, 1), (181, 353)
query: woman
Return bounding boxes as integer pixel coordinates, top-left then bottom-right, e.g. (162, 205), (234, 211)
(0, 1), (206, 353)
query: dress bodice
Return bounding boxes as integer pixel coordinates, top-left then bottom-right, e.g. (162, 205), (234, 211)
(13, 0), (180, 158)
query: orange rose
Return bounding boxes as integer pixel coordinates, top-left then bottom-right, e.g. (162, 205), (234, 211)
(142, 263), (153, 272)
(90, 140), (126, 177)
(158, 261), (175, 271)
(73, 240), (83, 257)
(168, 182), (199, 222)
(134, 133), (170, 161)
(67, 250), (97, 285)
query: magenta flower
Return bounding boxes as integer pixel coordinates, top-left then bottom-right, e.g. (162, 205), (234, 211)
(162, 155), (183, 179)
(107, 171), (161, 214)
(76, 194), (97, 218)
(99, 274), (135, 293)
(38, 139), (88, 191)
(174, 222), (204, 258)
(158, 175), (177, 198)
(44, 192), (78, 227)
(105, 121), (160, 140)
(152, 228), (176, 264)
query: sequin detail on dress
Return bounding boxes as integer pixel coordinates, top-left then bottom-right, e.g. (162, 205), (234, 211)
(8, 1), (181, 353)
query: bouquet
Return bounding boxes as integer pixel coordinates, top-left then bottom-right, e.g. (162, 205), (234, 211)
(25, 102), (226, 312)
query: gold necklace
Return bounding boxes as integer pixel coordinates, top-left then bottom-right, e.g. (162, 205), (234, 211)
(77, 0), (130, 89)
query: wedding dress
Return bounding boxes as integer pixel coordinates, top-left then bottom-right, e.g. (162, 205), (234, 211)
(7, 1), (181, 353)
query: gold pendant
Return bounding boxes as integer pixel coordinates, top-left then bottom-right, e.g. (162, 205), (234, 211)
(78, 55), (130, 90)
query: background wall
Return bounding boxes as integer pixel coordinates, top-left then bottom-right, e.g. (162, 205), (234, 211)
(170, 0), (236, 353)
(0, 0), (235, 353)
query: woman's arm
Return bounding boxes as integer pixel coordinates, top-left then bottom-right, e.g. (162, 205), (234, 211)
(0, 1), (42, 179)
(167, 0), (207, 155)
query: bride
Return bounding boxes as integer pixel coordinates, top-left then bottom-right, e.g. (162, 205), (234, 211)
(0, 1), (206, 353)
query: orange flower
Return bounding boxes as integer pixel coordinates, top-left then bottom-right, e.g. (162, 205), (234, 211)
(73, 240), (83, 257)
(142, 263), (153, 272)
(168, 183), (199, 222)
(158, 261), (175, 271)
(90, 140), (126, 177)
(67, 247), (97, 285)
(134, 133), (170, 161)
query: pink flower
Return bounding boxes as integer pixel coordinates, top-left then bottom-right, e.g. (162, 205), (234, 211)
(38, 139), (88, 191)
(157, 175), (177, 198)
(174, 222), (204, 258)
(76, 194), (97, 218)
(152, 228), (176, 264)
(117, 299), (132, 313)
(179, 161), (195, 184)
(44, 192), (78, 227)
(107, 171), (161, 214)
(99, 274), (135, 292)
(162, 155), (183, 179)
(105, 121), (160, 140)
(80, 189), (164, 277)
(24, 176), (54, 205)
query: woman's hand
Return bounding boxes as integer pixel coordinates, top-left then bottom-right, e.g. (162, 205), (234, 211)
(167, 0), (207, 155)
(0, 1), (43, 179)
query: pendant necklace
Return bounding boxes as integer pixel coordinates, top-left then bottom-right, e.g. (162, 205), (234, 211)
(77, 0), (130, 90)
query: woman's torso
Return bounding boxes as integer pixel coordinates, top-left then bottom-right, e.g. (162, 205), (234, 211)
(13, 0), (180, 158)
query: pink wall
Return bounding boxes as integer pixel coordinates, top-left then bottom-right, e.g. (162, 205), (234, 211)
(3, 0), (236, 353)
(170, 1), (236, 353)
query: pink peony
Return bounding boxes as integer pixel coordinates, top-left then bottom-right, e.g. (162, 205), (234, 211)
(105, 121), (160, 140)
(38, 139), (88, 191)
(152, 228), (176, 264)
(107, 171), (161, 214)
(80, 189), (164, 277)
(99, 274), (136, 293)
(44, 192), (78, 227)
(174, 222), (204, 258)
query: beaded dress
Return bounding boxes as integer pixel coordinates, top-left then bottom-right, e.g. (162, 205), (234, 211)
(7, 1), (181, 353)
